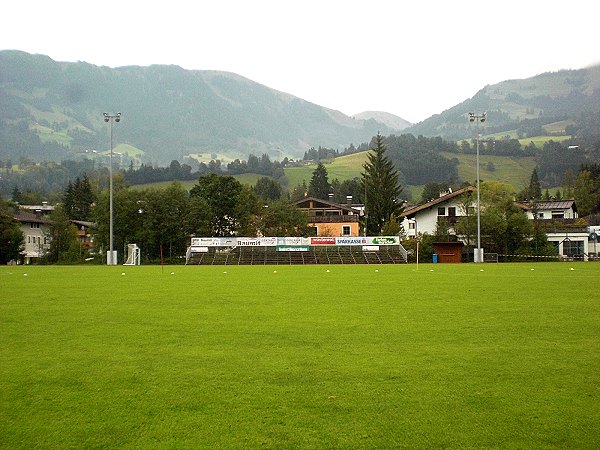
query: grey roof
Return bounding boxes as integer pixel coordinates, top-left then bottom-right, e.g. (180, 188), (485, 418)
(14, 211), (52, 224)
(516, 200), (577, 212)
(293, 196), (362, 214)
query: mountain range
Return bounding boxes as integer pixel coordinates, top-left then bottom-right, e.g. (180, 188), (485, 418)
(1, 50), (599, 167)
(0, 50), (406, 165)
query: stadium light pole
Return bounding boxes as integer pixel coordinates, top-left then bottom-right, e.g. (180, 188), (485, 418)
(468, 112), (486, 263)
(103, 112), (121, 265)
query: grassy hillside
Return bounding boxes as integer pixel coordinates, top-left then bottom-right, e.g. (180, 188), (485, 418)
(285, 149), (537, 194)
(129, 173), (264, 192)
(285, 152), (369, 188)
(441, 152), (536, 190)
(132, 149), (535, 197)
(406, 65), (600, 140)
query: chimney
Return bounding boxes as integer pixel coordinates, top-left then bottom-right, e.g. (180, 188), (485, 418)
(346, 195), (352, 205)
(328, 193), (334, 201)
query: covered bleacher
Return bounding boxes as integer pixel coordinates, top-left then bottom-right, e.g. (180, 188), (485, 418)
(185, 237), (407, 265)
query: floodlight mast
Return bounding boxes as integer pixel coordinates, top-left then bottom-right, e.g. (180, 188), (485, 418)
(468, 112), (486, 263)
(103, 112), (121, 265)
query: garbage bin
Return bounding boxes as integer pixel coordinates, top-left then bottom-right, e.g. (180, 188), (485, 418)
(432, 253), (438, 263)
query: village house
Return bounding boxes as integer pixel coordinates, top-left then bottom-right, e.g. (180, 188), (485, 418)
(400, 186), (476, 238)
(14, 209), (52, 264)
(292, 195), (362, 237)
(516, 199), (589, 260)
(12, 204), (95, 264)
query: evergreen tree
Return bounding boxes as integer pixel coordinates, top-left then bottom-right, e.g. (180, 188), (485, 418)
(63, 175), (96, 220)
(361, 134), (404, 235)
(308, 162), (331, 200)
(528, 168), (542, 200)
(11, 185), (23, 203)
(254, 177), (282, 202)
(43, 205), (83, 263)
(0, 200), (24, 264)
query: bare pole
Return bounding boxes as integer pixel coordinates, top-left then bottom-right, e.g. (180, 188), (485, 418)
(468, 112), (486, 263)
(103, 112), (121, 265)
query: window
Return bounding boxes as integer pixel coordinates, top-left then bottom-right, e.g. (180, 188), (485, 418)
(552, 211), (564, 219)
(342, 225), (351, 236)
(448, 207), (456, 217)
(563, 240), (584, 257)
(408, 222), (416, 230)
(538, 212), (544, 219)
(30, 223), (40, 229)
(438, 207), (446, 216)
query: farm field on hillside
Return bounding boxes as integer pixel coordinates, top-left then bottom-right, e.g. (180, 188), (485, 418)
(1, 263), (598, 448)
(440, 152), (536, 189)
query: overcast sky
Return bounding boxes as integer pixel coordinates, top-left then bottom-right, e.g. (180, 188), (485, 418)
(2, 1), (599, 123)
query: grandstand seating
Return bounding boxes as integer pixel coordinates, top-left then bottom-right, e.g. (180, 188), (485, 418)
(186, 245), (407, 265)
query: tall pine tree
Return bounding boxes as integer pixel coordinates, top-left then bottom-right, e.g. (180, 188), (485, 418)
(308, 162), (331, 200)
(528, 168), (542, 200)
(361, 134), (404, 235)
(63, 175), (96, 221)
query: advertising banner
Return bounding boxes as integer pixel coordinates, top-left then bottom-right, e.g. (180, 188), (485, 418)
(336, 237), (368, 246)
(191, 236), (399, 247)
(311, 237), (336, 245)
(191, 237), (223, 247)
(237, 237), (278, 247)
(276, 246), (310, 252)
(371, 236), (399, 245)
(277, 237), (311, 246)
(362, 246), (380, 251)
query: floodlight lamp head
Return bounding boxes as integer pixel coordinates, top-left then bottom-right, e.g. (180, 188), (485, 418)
(115, 112), (121, 122)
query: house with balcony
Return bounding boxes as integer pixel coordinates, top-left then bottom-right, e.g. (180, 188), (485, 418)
(516, 199), (590, 260)
(292, 196), (362, 236)
(515, 200), (578, 221)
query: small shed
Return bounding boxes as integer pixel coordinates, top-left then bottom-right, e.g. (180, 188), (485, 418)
(432, 242), (464, 263)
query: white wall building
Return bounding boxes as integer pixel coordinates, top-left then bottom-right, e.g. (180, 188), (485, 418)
(515, 200), (578, 220)
(14, 210), (52, 264)
(401, 186), (476, 238)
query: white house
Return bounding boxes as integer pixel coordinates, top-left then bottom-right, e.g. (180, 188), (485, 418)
(400, 186), (476, 238)
(515, 200), (578, 220)
(516, 199), (590, 260)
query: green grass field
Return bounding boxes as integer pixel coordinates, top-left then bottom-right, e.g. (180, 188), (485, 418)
(2, 263), (598, 449)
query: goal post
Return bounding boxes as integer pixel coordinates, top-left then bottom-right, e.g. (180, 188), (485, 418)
(483, 252), (499, 263)
(123, 244), (141, 265)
